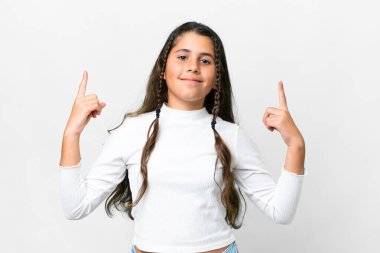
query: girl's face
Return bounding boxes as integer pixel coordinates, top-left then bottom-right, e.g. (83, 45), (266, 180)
(164, 31), (216, 110)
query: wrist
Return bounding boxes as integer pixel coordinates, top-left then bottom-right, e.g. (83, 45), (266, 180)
(288, 136), (305, 149)
(63, 129), (81, 138)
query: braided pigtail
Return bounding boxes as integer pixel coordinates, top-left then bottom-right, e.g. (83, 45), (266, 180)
(129, 34), (176, 213)
(211, 37), (246, 229)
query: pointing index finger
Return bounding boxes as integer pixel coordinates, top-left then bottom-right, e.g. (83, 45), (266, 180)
(278, 80), (288, 109)
(77, 70), (88, 97)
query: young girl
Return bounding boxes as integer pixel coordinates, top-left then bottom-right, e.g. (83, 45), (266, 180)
(59, 21), (306, 253)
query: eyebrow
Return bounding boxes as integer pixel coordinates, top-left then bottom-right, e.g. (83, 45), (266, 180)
(174, 48), (214, 59)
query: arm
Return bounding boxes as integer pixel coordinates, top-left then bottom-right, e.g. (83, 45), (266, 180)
(60, 132), (81, 167)
(263, 80), (306, 176)
(59, 125), (128, 220)
(232, 126), (306, 225)
(284, 141), (305, 175)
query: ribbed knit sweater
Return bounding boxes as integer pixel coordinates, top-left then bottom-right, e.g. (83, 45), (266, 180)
(59, 102), (306, 253)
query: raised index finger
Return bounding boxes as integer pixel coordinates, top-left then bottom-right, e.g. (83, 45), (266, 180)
(77, 70), (88, 97)
(278, 80), (288, 109)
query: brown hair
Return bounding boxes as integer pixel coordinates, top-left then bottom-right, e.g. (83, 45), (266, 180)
(105, 21), (247, 229)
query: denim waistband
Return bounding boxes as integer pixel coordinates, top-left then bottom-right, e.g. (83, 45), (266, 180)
(222, 241), (239, 253)
(131, 241), (239, 253)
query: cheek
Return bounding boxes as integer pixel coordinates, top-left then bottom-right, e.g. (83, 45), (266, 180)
(205, 68), (216, 82)
(165, 60), (181, 79)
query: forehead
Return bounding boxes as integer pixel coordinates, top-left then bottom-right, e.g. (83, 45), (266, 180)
(171, 32), (214, 55)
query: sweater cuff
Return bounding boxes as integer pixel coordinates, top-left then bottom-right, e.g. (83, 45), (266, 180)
(58, 160), (81, 169)
(281, 166), (308, 176)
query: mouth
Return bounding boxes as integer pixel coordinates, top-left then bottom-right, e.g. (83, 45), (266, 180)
(180, 78), (202, 83)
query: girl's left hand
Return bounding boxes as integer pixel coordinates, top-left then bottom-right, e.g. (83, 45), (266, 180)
(262, 81), (304, 148)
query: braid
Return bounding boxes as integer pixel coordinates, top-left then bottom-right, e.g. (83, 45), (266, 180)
(212, 37), (221, 130)
(156, 35), (176, 118)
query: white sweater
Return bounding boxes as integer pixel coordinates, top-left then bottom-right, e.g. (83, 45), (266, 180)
(59, 102), (306, 253)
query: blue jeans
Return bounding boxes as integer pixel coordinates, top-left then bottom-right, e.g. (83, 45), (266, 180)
(131, 241), (239, 253)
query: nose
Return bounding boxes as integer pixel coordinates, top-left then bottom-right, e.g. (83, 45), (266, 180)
(186, 58), (200, 73)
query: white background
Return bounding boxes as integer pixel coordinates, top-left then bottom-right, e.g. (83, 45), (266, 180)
(0, 0), (379, 252)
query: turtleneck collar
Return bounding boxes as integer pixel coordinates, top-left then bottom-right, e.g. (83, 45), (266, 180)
(159, 102), (211, 122)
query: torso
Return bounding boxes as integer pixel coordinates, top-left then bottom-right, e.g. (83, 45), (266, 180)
(129, 111), (234, 253)
(134, 244), (229, 253)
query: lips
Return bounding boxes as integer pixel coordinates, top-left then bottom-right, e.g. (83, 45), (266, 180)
(180, 78), (202, 82)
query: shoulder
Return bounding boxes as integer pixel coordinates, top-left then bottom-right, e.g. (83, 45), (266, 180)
(107, 110), (156, 137)
(215, 115), (239, 136)
(123, 110), (156, 126)
(215, 117), (259, 152)
(213, 116), (240, 152)
(102, 110), (156, 153)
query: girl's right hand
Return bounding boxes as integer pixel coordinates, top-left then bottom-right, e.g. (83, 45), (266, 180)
(64, 71), (106, 136)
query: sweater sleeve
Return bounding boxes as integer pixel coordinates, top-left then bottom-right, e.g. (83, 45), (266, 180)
(58, 126), (128, 220)
(232, 126), (306, 225)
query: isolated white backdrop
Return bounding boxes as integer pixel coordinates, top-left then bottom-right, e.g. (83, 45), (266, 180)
(0, 0), (379, 252)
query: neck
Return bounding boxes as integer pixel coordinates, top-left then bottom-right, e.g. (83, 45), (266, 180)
(166, 100), (205, 111)
(159, 102), (210, 123)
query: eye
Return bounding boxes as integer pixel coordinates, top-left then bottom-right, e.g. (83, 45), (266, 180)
(178, 55), (187, 60)
(201, 59), (211, 64)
